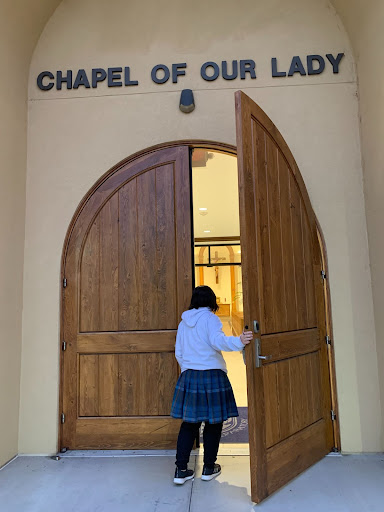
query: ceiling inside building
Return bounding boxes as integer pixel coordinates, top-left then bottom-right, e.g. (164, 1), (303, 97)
(192, 150), (240, 239)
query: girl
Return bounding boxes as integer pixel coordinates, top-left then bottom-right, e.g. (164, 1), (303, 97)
(171, 285), (253, 485)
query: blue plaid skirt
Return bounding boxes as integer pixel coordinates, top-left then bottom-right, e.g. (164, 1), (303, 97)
(170, 369), (239, 424)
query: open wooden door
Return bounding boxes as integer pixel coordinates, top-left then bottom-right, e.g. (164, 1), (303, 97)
(61, 146), (191, 449)
(235, 91), (334, 503)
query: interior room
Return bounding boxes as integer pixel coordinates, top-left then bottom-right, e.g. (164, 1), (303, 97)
(192, 149), (248, 445)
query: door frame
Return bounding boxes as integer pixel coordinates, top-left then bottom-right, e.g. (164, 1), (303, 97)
(58, 139), (340, 452)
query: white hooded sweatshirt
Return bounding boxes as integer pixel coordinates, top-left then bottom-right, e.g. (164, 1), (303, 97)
(175, 307), (244, 373)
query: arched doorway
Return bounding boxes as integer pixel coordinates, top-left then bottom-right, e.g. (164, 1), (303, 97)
(59, 92), (338, 503)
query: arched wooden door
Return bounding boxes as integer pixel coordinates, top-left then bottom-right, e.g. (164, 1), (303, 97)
(61, 146), (192, 449)
(236, 91), (334, 503)
(60, 99), (336, 500)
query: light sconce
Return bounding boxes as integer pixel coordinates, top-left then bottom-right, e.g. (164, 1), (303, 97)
(179, 89), (195, 113)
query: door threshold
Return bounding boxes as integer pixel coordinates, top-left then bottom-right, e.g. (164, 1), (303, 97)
(60, 450), (177, 457)
(59, 444), (250, 458)
(195, 444), (250, 456)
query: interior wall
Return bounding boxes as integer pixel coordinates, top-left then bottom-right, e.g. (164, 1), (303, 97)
(192, 151), (240, 238)
(19, 0), (381, 455)
(0, 0), (61, 468)
(333, 0), (384, 452)
(198, 267), (232, 306)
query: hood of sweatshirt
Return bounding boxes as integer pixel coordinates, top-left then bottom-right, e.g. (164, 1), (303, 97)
(181, 307), (211, 327)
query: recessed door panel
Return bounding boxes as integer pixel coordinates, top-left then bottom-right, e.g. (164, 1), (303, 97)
(235, 91), (333, 503)
(62, 146), (191, 449)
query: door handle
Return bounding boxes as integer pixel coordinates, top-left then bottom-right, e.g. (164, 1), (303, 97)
(254, 338), (272, 368)
(242, 325), (272, 367)
(258, 355), (272, 361)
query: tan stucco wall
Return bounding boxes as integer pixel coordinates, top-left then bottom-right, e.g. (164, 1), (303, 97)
(333, 0), (384, 451)
(0, 0), (61, 468)
(17, 0), (381, 455)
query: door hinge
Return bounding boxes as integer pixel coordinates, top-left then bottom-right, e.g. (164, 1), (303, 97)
(61, 413), (65, 424)
(325, 335), (332, 346)
(62, 341), (67, 351)
(63, 278), (67, 288)
(321, 270), (327, 280)
(331, 410), (337, 421)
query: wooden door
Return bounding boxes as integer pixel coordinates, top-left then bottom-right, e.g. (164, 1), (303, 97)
(235, 91), (333, 503)
(61, 146), (192, 449)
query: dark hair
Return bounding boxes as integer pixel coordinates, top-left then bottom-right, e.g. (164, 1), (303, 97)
(189, 285), (219, 312)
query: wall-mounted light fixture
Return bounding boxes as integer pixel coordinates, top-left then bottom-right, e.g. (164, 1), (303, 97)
(179, 89), (195, 113)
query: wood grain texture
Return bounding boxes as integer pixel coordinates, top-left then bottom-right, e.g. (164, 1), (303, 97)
(81, 159), (181, 333)
(75, 417), (182, 449)
(249, 119), (317, 335)
(236, 91), (267, 503)
(156, 165), (177, 328)
(278, 154), (297, 331)
(118, 353), (140, 415)
(260, 328), (320, 363)
(78, 352), (178, 418)
(235, 90), (331, 503)
(264, 364), (280, 447)
(80, 220), (100, 332)
(59, 141), (234, 451)
(62, 146), (191, 449)
(99, 195), (119, 331)
(99, 354), (119, 416)
(79, 355), (99, 416)
(303, 210), (317, 327)
(118, 179), (139, 330)
(266, 136), (287, 333)
(137, 170), (158, 329)
(289, 178), (307, 329)
(264, 352), (322, 448)
(266, 420), (328, 495)
(78, 331), (176, 354)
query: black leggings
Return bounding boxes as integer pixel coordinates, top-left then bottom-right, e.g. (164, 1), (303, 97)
(176, 421), (223, 470)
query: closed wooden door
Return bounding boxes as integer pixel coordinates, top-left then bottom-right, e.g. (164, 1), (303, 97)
(61, 146), (191, 449)
(235, 91), (333, 503)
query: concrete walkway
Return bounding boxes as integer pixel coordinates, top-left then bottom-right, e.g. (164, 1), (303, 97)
(0, 453), (383, 511)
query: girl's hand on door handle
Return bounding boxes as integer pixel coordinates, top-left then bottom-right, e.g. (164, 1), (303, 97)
(240, 330), (253, 345)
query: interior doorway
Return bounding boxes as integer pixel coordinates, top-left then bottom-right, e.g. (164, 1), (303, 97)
(191, 149), (248, 445)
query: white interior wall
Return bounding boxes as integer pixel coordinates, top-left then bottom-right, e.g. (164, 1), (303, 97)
(200, 267), (232, 307)
(192, 152), (240, 239)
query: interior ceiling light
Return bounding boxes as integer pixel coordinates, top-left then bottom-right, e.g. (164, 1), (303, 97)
(204, 230), (211, 233)
(199, 207), (208, 216)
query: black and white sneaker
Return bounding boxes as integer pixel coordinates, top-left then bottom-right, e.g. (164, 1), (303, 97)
(201, 463), (221, 481)
(173, 467), (195, 485)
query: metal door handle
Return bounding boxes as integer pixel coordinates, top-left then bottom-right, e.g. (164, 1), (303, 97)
(254, 338), (272, 368)
(242, 323), (271, 366)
